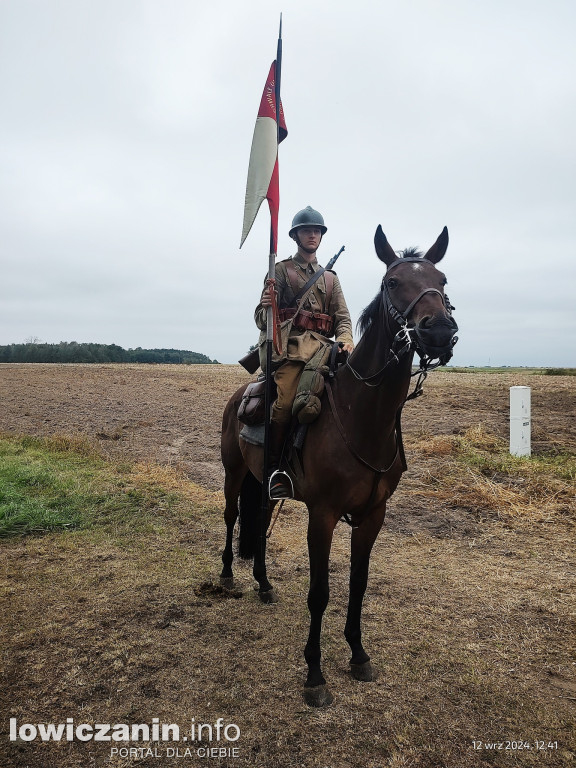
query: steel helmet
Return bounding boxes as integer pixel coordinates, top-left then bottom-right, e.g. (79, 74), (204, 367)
(288, 206), (327, 238)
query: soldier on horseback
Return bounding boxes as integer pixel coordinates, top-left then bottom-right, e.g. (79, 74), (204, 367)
(255, 206), (354, 499)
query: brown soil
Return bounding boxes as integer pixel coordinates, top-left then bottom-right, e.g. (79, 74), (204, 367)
(0, 363), (573, 487)
(0, 363), (573, 538)
(1, 364), (575, 768)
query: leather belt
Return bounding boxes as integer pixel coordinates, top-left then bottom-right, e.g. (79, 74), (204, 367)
(278, 307), (334, 336)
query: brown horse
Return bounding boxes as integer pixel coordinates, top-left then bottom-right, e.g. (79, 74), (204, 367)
(220, 226), (458, 706)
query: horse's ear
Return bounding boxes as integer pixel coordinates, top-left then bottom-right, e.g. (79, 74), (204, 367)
(374, 225), (397, 266)
(423, 227), (449, 264)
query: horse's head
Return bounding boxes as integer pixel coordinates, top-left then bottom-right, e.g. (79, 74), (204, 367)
(374, 226), (459, 365)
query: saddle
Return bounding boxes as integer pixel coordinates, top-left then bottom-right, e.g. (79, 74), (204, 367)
(237, 342), (347, 432)
(237, 346), (348, 503)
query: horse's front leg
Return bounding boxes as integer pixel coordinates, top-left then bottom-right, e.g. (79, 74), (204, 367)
(345, 504), (386, 681)
(304, 511), (337, 707)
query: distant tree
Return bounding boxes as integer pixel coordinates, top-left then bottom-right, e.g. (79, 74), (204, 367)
(0, 342), (219, 365)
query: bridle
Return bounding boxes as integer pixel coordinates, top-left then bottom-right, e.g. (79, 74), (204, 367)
(346, 257), (458, 397)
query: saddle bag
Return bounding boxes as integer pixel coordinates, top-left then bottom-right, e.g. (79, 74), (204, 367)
(237, 378), (266, 426)
(292, 343), (333, 424)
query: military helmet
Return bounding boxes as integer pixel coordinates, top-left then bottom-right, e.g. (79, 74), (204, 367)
(288, 206), (327, 238)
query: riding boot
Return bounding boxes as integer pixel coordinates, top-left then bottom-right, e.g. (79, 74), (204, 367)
(268, 421), (294, 500)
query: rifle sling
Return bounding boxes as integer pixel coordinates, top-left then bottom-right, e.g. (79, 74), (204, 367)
(285, 262), (334, 309)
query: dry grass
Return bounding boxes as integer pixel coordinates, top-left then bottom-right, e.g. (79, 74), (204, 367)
(407, 425), (575, 524)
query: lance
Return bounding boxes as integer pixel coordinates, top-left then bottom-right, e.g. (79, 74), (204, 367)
(260, 16), (283, 562)
(238, 16), (286, 583)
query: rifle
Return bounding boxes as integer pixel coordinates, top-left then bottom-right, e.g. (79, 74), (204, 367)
(238, 245), (346, 373)
(238, 347), (262, 374)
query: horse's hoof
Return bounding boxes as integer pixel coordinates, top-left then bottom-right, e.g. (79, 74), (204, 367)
(219, 576), (235, 589)
(259, 588), (278, 604)
(304, 684), (334, 708)
(350, 661), (376, 682)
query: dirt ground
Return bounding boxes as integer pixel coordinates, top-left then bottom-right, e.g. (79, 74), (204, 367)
(0, 362), (574, 484)
(1, 364), (575, 768)
(0, 363), (574, 537)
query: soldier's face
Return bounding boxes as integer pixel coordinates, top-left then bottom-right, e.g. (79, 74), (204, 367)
(296, 227), (322, 252)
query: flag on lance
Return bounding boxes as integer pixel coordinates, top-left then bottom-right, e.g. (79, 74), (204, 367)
(240, 61), (288, 253)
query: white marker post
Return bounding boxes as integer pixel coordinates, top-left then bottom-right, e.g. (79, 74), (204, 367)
(510, 386), (531, 457)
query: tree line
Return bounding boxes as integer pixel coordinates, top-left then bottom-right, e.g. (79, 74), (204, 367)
(0, 342), (219, 365)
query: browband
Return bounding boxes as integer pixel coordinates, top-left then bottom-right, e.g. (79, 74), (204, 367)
(385, 257), (436, 272)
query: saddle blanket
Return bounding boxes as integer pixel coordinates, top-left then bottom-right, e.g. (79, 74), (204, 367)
(239, 424), (265, 446)
(239, 423), (308, 451)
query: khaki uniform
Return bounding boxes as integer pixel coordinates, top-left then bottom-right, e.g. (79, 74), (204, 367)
(255, 253), (353, 425)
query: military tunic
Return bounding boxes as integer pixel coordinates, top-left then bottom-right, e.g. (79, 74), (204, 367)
(254, 253), (353, 370)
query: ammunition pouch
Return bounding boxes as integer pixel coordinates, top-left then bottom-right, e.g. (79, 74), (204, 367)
(278, 307), (334, 337)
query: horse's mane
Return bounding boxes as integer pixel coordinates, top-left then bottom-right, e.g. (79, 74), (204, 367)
(357, 248), (424, 335)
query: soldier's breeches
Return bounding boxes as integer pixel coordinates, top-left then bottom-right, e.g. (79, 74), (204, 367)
(271, 362), (305, 426)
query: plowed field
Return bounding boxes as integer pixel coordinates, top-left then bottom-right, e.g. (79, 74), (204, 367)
(1, 364), (575, 768)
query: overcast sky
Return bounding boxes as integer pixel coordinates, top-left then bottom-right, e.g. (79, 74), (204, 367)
(1, 0), (575, 366)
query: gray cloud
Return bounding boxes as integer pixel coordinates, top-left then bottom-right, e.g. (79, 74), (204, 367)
(1, 0), (575, 366)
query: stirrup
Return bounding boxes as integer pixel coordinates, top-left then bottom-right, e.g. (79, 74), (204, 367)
(268, 469), (294, 500)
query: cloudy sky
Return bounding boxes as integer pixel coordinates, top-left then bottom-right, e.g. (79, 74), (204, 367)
(1, 0), (575, 366)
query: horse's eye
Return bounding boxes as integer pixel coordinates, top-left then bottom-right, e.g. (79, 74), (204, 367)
(387, 278), (399, 289)
(441, 277), (448, 286)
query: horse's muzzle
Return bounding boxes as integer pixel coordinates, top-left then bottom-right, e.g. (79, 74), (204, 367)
(414, 317), (459, 363)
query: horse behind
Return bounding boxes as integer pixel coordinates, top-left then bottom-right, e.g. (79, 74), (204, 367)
(220, 226), (458, 707)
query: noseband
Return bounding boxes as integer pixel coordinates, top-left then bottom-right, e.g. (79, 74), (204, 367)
(346, 257), (458, 395)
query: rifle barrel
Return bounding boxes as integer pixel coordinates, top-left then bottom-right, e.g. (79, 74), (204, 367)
(326, 245), (345, 270)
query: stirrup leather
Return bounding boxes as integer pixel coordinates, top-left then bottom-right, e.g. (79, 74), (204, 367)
(268, 469), (294, 500)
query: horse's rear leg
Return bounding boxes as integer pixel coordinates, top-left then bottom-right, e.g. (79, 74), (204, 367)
(304, 512), (337, 707)
(220, 393), (246, 588)
(221, 467), (276, 601)
(239, 472), (276, 602)
(220, 469), (246, 588)
(344, 505), (386, 681)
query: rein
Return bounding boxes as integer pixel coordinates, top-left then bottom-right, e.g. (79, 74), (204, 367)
(325, 379), (401, 475)
(325, 377), (406, 528)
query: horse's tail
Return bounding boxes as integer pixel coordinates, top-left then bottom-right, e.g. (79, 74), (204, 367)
(238, 470), (262, 560)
